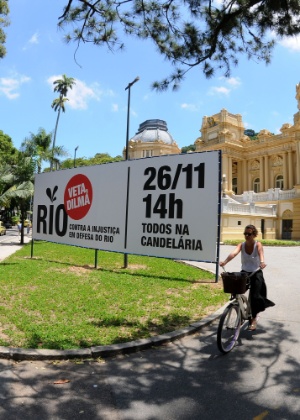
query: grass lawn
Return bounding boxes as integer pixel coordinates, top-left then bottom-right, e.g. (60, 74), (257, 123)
(0, 241), (227, 350)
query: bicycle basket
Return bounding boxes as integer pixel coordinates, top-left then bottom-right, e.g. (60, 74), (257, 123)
(221, 272), (249, 294)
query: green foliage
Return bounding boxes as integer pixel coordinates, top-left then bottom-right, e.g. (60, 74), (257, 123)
(59, 0), (300, 90)
(0, 153), (35, 243)
(244, 129), (259, 140)
(60, 152), (123, 168)
(244, 129), (256, 137)
(244, 129), (275, 141)
(11, 215), (19, 225)
(53, 74), (75, 97)
(224, 239), (300, 247)
(0, 242), (225, 349)
(0, 130), (18, 165)
(0, 0), (9, 59)
(181, 144), (196, 154)
(51, 96), (69, 113)
(21, 127), (68, 173)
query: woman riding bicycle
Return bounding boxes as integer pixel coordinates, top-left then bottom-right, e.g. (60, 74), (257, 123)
(220, 224), (275, 331)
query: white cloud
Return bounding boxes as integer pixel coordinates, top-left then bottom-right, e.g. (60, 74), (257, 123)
(112, 103), (119, 112)
(181, 103), (199, 112)
(208, 76), (241, 96)
(47, 76), (106, 110)
(22, 32), (39, 50)
(143, 92), (154, 101)
(279, 35), (300, 51)
(0, 74), (31, 99)
(226, 77), (241, 87)
(67, 80), (101, 109)
(272, 111), (280, 117)
(29, 32), (39, 45)
(208, 86), (230, 96)
(106, 89), (115, 97)
(243, 121), (251, 129)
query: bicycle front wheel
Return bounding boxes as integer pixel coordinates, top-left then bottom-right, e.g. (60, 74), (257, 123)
(217, 304), (241, 354)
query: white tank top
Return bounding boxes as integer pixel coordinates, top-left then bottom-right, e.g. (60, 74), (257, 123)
(241, 241), (260, 272)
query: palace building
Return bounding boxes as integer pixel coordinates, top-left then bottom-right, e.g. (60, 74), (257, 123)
(125, 84), (300, 241)
(123, 119), (180, 159)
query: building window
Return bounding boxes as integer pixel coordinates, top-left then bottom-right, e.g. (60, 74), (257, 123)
(253, 178), (260, 193)
(275, 175), (284, 189)
(143, 150), (153, 158)
(232, 177), (237, 194)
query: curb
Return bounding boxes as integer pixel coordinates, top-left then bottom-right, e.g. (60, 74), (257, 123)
(0, 306), (226, 361)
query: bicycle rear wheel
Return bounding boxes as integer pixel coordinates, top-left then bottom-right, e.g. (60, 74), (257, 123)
(217, 304), (241, 354)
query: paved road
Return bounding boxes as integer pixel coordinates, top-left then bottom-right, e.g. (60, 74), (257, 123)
(0, 241), (299, 419)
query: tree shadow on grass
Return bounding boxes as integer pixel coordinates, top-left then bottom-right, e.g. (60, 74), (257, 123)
(27, 241), (216, 283)
(92, 313), (192, 344)
(24, 314), (192, 349)
(23, 256), (217, 284)
(0, 262), (19, 267)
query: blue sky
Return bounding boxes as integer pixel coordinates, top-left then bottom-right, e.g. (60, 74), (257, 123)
(1, 0), (300, 161)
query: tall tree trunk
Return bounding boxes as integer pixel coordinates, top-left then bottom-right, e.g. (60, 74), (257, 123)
(51, 107), (61, 171)
(20, 202), (26, 245)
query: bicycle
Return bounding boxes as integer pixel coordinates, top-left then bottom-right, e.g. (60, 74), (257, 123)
(217, 268), (260, 354)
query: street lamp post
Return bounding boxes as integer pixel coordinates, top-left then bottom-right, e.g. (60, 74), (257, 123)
(74, 146), (79, 168)
(125, 76), (139, 160)
(124, 76), (139, 268)
(222, 174), (227, 197)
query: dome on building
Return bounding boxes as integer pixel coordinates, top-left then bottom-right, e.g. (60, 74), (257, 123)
(131, 119), (176, 145)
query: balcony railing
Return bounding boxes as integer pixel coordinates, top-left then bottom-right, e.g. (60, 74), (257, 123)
(234, 188), (297, 203)
(222, 199), (276, 216)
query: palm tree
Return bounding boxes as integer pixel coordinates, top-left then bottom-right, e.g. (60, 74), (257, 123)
(21, 128), (68, 173)
(0, 162), (13, 199)
(0, 153), (35, 244)
(51, 74), (75, 171)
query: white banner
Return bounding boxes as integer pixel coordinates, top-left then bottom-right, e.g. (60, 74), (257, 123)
(33, 151), (221, 262)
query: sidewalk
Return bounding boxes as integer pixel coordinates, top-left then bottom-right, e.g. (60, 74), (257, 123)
(0, 227), (32, 262)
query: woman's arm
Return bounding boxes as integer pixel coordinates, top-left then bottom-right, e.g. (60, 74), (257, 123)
(257, 241), (267, 269)
(220, 243), (242, 267)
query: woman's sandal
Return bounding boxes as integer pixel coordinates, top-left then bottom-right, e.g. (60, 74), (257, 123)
(248, 319), (257, 331)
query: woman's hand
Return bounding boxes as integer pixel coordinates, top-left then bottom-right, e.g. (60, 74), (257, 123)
(259, 262), (267, 269)
(219, 261), (226, 267)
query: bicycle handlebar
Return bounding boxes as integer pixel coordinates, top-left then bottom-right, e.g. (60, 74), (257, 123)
(221, 266), (262, 278)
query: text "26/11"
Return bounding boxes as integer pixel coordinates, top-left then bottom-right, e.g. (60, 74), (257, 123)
(142, 163), (205, 219)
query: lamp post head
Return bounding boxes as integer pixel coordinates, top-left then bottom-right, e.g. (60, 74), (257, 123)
(74, 146), (79, 168)
(125, 76), (140, 90)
